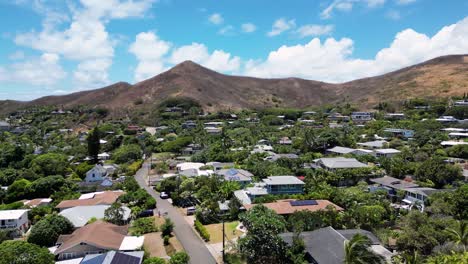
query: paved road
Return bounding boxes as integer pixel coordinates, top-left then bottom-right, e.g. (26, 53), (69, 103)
(135, 161), (217, 264)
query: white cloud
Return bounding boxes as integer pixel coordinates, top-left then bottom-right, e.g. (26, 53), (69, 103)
(268, 18), (296, 37)
(14, 0), (155, 88)
(245, 16), (468, 83)
(296, 24), (334, 38)
(396, 0), (416, 5)
(241, 23), (257, 33)
(169, 42), (241, 72)
(321, 0), (385, 19)
(208, 13), (223, 25)
(129, 31), (172, 81)
(0, 53), (66, 86)
(218, 25), (235, 36)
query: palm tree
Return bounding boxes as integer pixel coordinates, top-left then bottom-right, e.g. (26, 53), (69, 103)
(344, 234), (384, 264)
(445, 220), (467, 251)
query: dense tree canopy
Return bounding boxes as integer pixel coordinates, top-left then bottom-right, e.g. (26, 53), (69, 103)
(0, 240), (54, 264)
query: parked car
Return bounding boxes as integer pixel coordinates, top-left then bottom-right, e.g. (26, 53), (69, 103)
(186, 206), (196, 215)
(137, 209), (154, 218)
(160, 192), (169, 199)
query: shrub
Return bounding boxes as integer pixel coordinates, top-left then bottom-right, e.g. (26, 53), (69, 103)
(163, 235), (170, 246)
(169, 252), (190, 264)
(161, 218), (174, 237)
(127, 160), (143, 175)
(194, 220), (210, 242)
(130, 217), (158, 236)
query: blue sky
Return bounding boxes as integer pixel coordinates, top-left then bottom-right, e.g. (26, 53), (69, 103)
(0, 0), (467, 100)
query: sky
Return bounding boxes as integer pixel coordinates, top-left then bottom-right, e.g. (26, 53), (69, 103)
(0, 0), (467, 101)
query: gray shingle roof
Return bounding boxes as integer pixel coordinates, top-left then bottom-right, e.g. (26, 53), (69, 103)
(326, 146), (356, 154)
(262, 176), (305, 185)
(357, 140), (388, 148)
(59, 205), (131, 228)
(316, 157), (368, 169)
(370, 176), (419, 190)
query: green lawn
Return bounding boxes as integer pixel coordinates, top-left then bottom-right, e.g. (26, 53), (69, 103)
(204, 221), (243, 244)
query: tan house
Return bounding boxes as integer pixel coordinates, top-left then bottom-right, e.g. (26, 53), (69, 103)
(54, 221), (144, 260)
(56, 191), (124, 211)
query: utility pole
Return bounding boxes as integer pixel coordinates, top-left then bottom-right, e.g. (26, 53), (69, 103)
(222, 214), (226, 263)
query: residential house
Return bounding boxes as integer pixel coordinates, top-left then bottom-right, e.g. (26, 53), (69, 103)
(441, 141), (468, 147)
(97, 152), (111, 161)
(176, 162), (213, 177)
(369, 176), (419, 199)
(217, 168), (253, 186)
(351, 112), (373, 123)
(54, 221), (144, 260)
(312, 157), (368, 171)
(204, 127), (222, 135)
(280, 227), (393, 264)
(85, 165), (108, 183)
(81, 251), (144, 264)
(384, 113), (405, 120)
(181, 120), (197, 129)
(357, 140), (388, 149)
(251, 144), (274, 154)
(264, 153), (299, 162)
(206, 161), (235, 171)
(448, 132), (468, 138)
(278, 137), (293, 145)
(244, 199), (342, 216)
(327, 112), (349, 122)
(374, 148), (401, 158)
(59, 205), (131, 228)
(402, 187), (442, 211)
(436, 116), (459, 123)
(326, 146), (357, 155)
(454, 100), (468, 106)
(23, 198), (52, 208)
(0, 121), (10, 131)
(0, 209), (29, 236)
(263, 176), (305, 195)
(56, 191), (125, 211)
(181, 143), (202, 156)
(383, 128), (414, 139)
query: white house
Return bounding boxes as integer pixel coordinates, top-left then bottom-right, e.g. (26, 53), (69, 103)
(0, 209), (29, 236)
(85, 165), (108, 183)
(373, 148), (401, 158)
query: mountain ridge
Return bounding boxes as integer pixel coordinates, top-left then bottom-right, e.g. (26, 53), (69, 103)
(1, 54), (467, 116)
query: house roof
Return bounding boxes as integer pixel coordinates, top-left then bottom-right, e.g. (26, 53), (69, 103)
(119, 237), (145, 251)
(176, 162), (205, 171)
(280, 227), (347, 264)
(262, 176), (305, 185)
(23, 198), (52, 207)
(357, 140), (388, 148)
(217, 168), (253, 182)
(404, 187), (441, 196)
(370, 176), (419, 190)
(55, 221), (128, 255)
(327, 146), (356, 154)
(234, 190), (252, 205)
(0, 209), (29, 220)
(374, 148), (401, 154)
(280, 227), (391, 264)
(316, 157), (368, 169)
(81, 251), (144, 264)
(88, 165), (107, 175)
(244, 199), (343, 215)
(59, 205), (131, 228)
(56, 191), (124, 209)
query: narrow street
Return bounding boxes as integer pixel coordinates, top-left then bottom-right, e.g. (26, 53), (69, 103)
(134, 160), (218, 264)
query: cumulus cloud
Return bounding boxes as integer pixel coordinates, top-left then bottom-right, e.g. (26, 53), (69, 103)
(218, 25), (235, 36)
(129, 31), (172, 81)
(0, 53), (66, 86)
(169, 43), (241, 72)
(14, 0), (155, 88)
(296, 24), (334, 38)
(208, 13), (223, 25)
(241, 23), (257, 33)
(268, 18), (296, 37)
(245, 17), (468, 83)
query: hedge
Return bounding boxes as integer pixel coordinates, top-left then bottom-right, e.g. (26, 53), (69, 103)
(194, 220), (210, 242)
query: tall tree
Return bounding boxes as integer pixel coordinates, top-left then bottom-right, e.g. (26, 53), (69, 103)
(445, 220), (468, 251)
(104, 202), (125, 225)
(87, 127), (100, 164)
(238, 205), (288, 264)
(344, 234), (383, 264)
(0, 240), (54, 264)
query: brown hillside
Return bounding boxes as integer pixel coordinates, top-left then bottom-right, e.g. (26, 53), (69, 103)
(0, 54), (467, 116)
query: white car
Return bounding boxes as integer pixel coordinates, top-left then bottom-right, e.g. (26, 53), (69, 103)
(160, 192), (169, 199)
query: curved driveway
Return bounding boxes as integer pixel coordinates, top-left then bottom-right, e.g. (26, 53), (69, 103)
(134, 161), (217, 264)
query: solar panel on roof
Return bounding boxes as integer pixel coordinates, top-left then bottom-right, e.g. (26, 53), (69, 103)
(111, 252), (140, 264)
(290, 200), (318, 206)
(228, 168), (238, 176)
